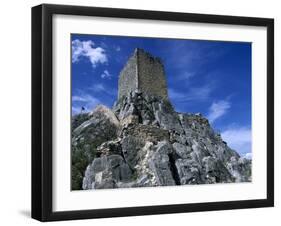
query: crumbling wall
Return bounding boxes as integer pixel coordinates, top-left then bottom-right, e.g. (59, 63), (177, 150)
(137, 49), (168, 99)
(117, 48), (168, 100)
(118, 53), (138, 99)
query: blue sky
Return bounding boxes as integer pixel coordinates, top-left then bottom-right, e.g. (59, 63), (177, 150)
(71, 34), (252, 158)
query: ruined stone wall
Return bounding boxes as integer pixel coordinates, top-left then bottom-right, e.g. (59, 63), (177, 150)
(137, 50), (168, 99)
(118, 48), (168, 100)
(118, 53), (138, 99)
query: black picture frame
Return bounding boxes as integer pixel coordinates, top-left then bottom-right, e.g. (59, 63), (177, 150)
(31, 3), (274, 222)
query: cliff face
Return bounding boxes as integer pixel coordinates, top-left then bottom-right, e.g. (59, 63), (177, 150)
(72, 90), (251, 190)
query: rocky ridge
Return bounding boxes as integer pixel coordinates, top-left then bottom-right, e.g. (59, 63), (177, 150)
(71, 90), (251, 190)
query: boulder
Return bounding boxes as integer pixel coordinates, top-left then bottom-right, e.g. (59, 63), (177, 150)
(121, 135), (144, 168)
(175, 159), (201, 184)
(82, 155), (132, 190)
(155, 141), (173, 155)
(149, 152), (175, 186)
(172, 142), (192, 158)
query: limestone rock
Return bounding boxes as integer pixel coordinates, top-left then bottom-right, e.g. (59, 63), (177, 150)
(83, 155), (132, 189)
(172, 142), (192, 159)
(149, 152), (176, 186)
(71, 105), (120, 190)
(72, 49), (252, 190)
(77, 92), (251, 190)
(175, 159), (201, 184)
(121, 135), (144, 168)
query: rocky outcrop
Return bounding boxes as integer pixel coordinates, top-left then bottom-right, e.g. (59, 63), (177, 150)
(71, 105), (120, 190)
(72, 90), (251, 190)
(72, 49), (251, 190)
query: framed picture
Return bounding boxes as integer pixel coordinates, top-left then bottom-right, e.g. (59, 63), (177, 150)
(32, 4), (274, 221)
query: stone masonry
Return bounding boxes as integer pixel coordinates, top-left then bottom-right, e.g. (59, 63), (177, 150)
(118, 48), (168, 100)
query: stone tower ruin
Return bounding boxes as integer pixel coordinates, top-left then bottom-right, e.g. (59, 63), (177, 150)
(118, 48), (168, 100)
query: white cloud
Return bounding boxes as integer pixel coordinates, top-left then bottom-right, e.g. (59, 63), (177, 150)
(72, 93), (100, 112)
(243, 152), (252, 159)
(91, 83), (106, 92)
(72, 39), (107, 67)
(168, 83), (214, 103)
(221, 127), (252, 156)
(207, 100), (231, 123)
(167, 41), (226, 71)
(176, 72), (195, 81)
(115, 46), (121, 51)
(189, 85), (213, 101)
(72, 106), (83, 115)
(101, 70), (112, 79)
(90, 83), (116, 97)
(168, 89), (185, 100)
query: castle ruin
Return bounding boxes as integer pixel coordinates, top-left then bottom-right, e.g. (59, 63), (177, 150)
(118, 48), (168, 100)
(74, 49), (252, 191)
